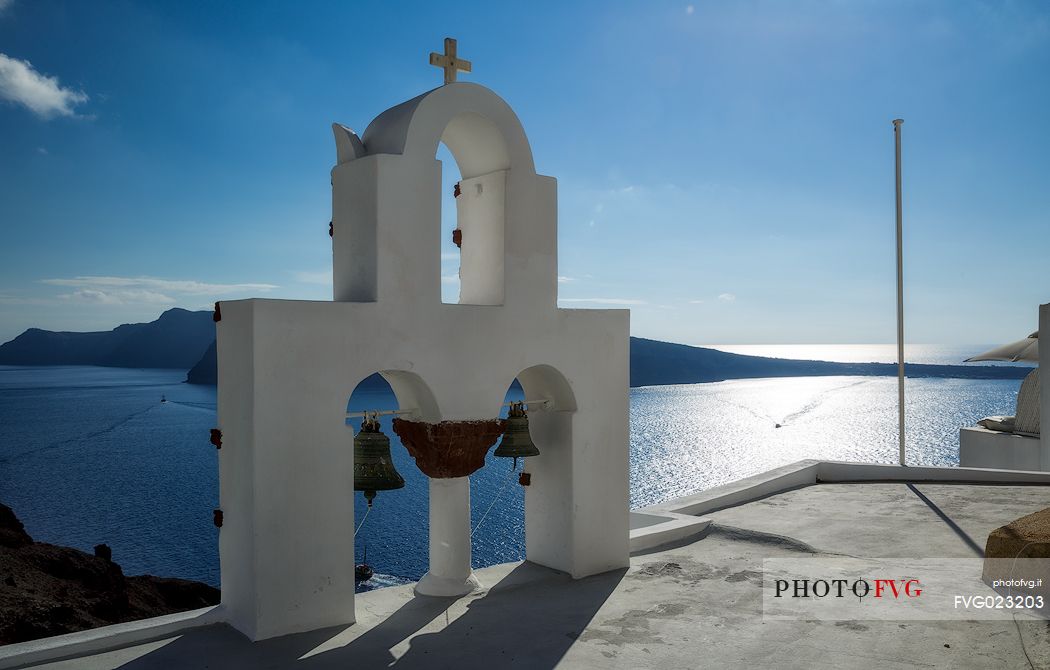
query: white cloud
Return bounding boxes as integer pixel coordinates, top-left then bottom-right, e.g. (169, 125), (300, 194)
(0, 0), (12, 13)
(686, 4), (695, 15)
(292, 269), (332, 285)
(718, 293), (737, 303)
(558, 276), (574, 283)
(0, 53), (88, 118)
(41, 275), (277, 306)
(441, 274), (460, 285)
(61, 288), (175, 305)
(688, 299), (705, 304)
(36, 146), (47, 155)
(558, 298), (647, 306)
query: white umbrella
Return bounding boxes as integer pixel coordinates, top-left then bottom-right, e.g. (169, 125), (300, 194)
(964, 331), (1039, 363)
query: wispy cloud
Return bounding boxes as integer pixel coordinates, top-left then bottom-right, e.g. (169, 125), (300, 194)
(558, 276), (574, 283)
(441, 274), (459, 285)
(292, 269), (332, 285)
(0, 53), (88, 118)
(0, 0), (12, 14)
(41, 276), (277, 305)
(688, 299), (705, 304)
(558, 298), (647, 306)
(440, 252), (459, 261)
(686, 4), (695, 15)
(718, 293), (736, 303)
(62, 289), (174, 305)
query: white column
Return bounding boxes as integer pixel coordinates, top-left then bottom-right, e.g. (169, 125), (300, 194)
(415, 476), (481, 596)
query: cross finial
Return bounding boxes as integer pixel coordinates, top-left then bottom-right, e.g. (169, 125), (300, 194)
(429, 37), (471, 85)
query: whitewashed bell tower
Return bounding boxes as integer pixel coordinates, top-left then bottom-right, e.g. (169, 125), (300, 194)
(215, 39), (630, 641)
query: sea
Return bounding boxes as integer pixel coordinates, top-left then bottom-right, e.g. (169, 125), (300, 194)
(0, 344), (1033, 591)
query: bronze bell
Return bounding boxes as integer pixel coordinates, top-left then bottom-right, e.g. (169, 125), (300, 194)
(353, 416), (405, 507)
(494, 402), (540, 463)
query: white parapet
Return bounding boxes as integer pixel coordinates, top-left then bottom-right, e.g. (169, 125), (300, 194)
(960, 426), (1042, 471)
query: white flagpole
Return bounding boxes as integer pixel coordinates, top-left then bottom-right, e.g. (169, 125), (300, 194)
(893, 119), (906, 466)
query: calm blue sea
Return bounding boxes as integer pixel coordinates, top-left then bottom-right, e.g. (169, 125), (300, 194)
(0, 345), (1027, 590)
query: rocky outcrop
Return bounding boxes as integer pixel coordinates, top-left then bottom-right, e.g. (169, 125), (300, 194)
(982, 507), (1050, 598)
(0, 503), (220, 645)
(185, 340), (217, 385)
(984, 507), (1050, 560)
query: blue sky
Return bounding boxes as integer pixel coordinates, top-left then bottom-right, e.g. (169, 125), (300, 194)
(1, 0), (1047, 347)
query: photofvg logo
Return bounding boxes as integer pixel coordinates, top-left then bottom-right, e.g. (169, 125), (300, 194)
(774, 577), (923, 600)
(763, 558), (1049, 621)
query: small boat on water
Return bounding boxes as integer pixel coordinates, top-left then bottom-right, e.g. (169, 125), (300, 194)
(355, 545), (373, 581)
(161, 395), (167, 403)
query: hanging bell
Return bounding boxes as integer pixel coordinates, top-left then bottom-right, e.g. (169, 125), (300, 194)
(353, 415), (405, 507)
(494, 402), (540, 464)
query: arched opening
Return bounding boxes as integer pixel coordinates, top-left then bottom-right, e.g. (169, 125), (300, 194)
(345, 371), (437, 591)
(468, 377), (526, 569)
(468, 365), (578, 574)
(516, 365), (577, 573)
(437, 112), (509, 306)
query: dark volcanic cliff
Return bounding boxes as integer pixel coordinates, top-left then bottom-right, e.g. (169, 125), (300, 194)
(628, 337), (1032, 386)
(0, 504), (219, 645)
(0, 308), (214, 369)
(183, 335), (1033, 387)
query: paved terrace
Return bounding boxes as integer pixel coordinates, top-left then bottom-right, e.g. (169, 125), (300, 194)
(22, 482), (1050, 669)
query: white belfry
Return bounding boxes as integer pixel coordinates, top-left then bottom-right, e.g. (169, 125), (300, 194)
(216, 80), (630, 641)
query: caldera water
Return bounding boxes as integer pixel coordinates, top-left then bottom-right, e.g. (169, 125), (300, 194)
(0, 345), (1027, 591)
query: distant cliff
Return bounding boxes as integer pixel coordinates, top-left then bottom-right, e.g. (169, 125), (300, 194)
(0, 309), (1029, 386)
(628, 337), (1031, 386)
(183, 333), (1032, 387)
(0, 308), (214, 369)
(185, 340), (217, 384)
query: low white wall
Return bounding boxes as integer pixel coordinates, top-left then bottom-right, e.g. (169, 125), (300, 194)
(638, 459), (1050, 520)
(959, 426), (1042, 471)
(0, 607), (221, 670)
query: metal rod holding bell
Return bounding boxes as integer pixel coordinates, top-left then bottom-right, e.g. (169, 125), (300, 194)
(345, 398), (551, 419)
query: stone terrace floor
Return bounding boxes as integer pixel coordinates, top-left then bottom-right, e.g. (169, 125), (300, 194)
(30, 483), (1050, 669)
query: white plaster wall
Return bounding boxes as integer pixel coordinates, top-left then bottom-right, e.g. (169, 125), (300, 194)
(959, 427), (1041, 471)
(218, 299), (629, 636)
(215, 302), (257, 638)
(217, 83), (630, 640)
(456, 169), (505, 305)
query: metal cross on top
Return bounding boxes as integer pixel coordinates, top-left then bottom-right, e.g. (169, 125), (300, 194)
(429, 37), (472, 85)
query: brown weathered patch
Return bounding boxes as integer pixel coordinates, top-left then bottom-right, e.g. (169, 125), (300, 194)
(392, 418), (505, 478)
